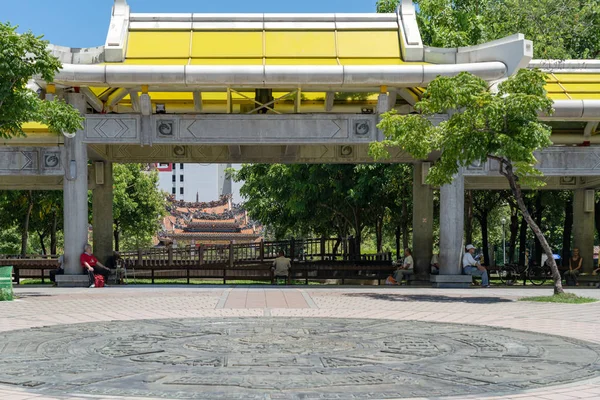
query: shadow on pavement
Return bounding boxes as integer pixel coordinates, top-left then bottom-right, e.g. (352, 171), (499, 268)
(343, 292), (513, 304)
(14, 292), (53, 298)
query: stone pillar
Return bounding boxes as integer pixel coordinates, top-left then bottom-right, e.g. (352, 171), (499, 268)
(377, 88), (390, 141)
(92, 161), (113, 265)
(432, 169), (471, 287)
(573, 189), (595, 274)
(412, 162), (433, 280)
(58, 93), (89, 286)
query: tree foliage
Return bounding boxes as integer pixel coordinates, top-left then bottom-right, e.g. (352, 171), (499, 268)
(112, 164), (167, 251)
(371, 69), (565, 293)
(375, 0), (600, 58)
(233, 164), (412, 254)
(0, 23), (83, 138)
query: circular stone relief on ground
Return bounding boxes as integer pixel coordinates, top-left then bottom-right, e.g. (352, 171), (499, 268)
(1, 318), (600, 399)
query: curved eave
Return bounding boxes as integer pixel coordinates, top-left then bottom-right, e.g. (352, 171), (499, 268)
(51, 62), (507, 89)
(543, 100), (600, 120)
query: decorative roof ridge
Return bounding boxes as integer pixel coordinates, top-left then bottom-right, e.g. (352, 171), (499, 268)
(529, 59), (600, 72)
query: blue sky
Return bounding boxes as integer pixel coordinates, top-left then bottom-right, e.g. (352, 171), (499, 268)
(3, 0), (379, 48)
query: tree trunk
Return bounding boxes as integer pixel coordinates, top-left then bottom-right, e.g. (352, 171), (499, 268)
(50, 212), (58, 255)
(562, 195), (573, 267)
(533, 192), (543, 266)
(21, 191), (34, 256)
(38, 232), (47, 255)
(478, 212), (490, 267)
(114, 228), (120, 252)
(595, 199), (600, 246)
(518, 215), (528, 266)
(502, 163), (564, 294)
(465, 190), (474, 244)
(508, 203), (519, 264)
(375, 217), (383, 253)
(354, 228), (362, 257)
(395, 225), (401, 260)
(401, 202), (409, 250)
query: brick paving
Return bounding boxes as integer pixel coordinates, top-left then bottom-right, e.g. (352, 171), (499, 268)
(1, 285), (600, 399)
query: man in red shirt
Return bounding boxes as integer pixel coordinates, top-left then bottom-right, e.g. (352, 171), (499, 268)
(81, 244), (111, 288)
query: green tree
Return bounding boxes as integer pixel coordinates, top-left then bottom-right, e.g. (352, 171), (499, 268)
(472, 191), (505, 266)
(111, 164), (167, 251)
(29, 191), (63, 255)
(376, 0), (600, 58)
(0, 23), (83, 138)
(234, 164), (406, 254)
(370, 69), (565, 293)
(0, 191), (35, 256)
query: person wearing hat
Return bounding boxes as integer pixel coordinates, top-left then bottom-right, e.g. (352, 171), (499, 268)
(463, 244), (490, 288)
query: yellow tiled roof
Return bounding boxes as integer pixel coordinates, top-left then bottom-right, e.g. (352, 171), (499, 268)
(546, 73), (600, 100)
(123, 29), (407, 66)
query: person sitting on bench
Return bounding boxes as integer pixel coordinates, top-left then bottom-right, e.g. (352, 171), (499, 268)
(272, 251), (291, 284)
(564, 248), (583, 286)
(393, 248), (414, 285)
(81, 244), (111, 288)
(49, 255), (64, 287)
(463, 244), (490, 288)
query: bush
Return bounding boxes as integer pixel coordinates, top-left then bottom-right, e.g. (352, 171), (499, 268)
(0, 288), (13, 301)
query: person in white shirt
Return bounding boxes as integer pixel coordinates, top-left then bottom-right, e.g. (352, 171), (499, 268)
(393, 248), (414, 285)
(462, 244), (490, 287)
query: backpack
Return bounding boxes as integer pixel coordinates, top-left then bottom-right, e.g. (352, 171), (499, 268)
(94, 274), (105, 288)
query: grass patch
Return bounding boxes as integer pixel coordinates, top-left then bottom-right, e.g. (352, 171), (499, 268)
(519, 293), (598, 304)
(20, 279), (51, 285)
(0, 288), (13, 301)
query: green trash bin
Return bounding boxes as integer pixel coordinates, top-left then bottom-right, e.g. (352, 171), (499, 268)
(0, 266), (13, 301)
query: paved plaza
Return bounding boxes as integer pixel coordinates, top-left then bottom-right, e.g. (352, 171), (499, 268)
(2, 286), (600, 400)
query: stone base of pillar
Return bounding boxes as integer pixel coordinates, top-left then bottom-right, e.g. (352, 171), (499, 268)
(430, 275), (472, 288)
(56, 274), (89, 288)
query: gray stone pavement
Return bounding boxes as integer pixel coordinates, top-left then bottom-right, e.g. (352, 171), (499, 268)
(1, 285), (600, 400)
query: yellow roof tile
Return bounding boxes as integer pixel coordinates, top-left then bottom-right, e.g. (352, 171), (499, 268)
(265, 31), (336, 58)
(337, 31), (400, 58)
(545, 72), (600, 100)
(191, 31), (262, 58)
(127, 31), (191, 58)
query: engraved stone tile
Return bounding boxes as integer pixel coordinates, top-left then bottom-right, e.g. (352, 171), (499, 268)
(1, 318), (600, 399)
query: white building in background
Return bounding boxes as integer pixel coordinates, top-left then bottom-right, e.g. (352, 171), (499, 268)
(156, 163), (243, 203)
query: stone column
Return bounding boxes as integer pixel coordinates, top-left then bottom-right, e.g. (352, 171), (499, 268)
(59, 93), (89, 286)
(92, 161), (114, 265)
(573, 189), (595, 274)
(412, 162), (433, 280)
(433, 169), (471, 287)
(377, 88), (390, 141)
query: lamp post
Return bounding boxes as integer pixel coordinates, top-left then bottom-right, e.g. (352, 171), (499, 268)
(501, 218), (506, 266)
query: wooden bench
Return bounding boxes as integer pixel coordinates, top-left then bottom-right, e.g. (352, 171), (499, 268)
(119, 260), (394, 285)
(0, 260), (60, 284)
